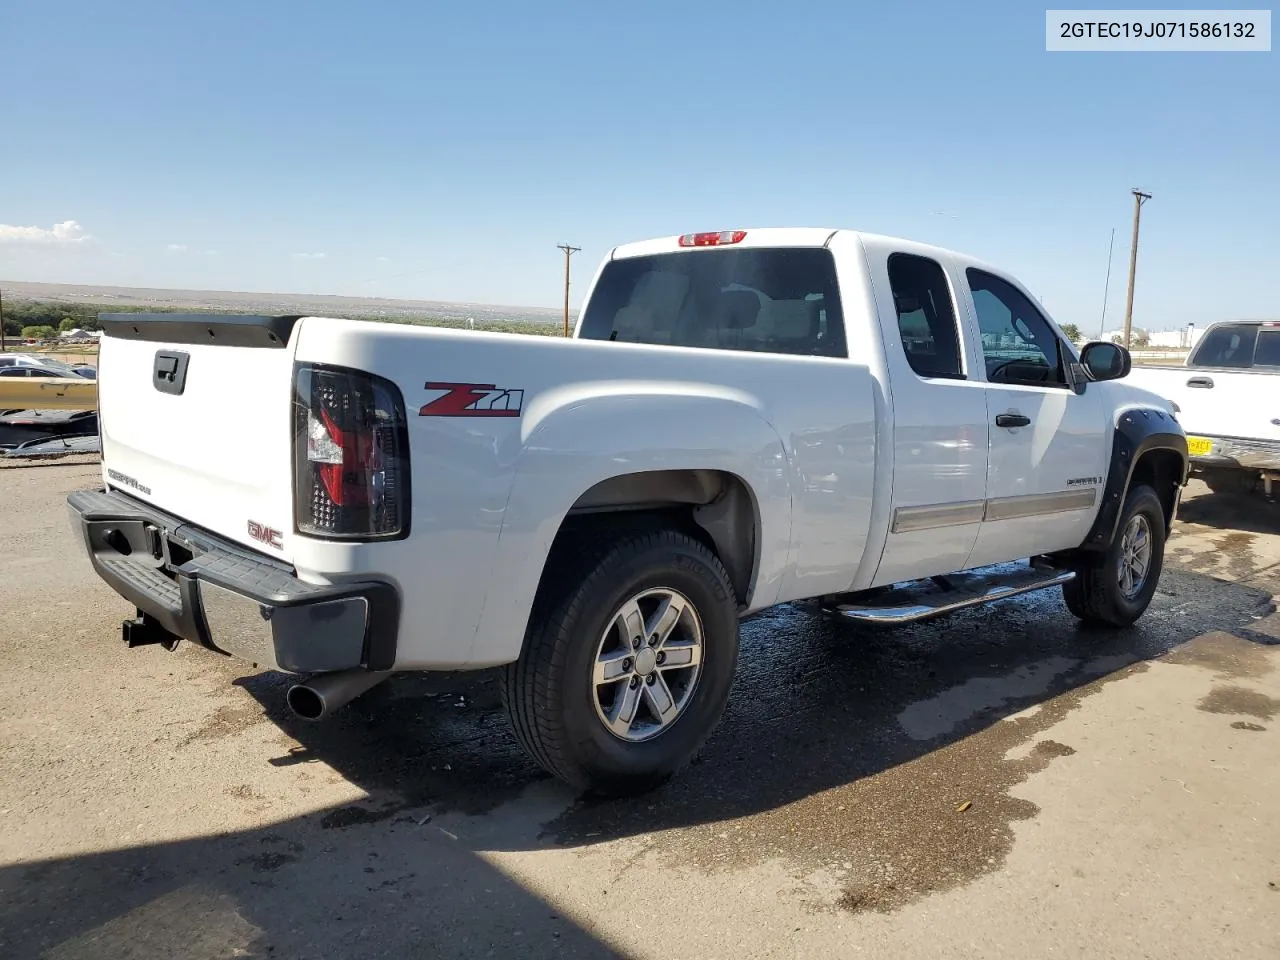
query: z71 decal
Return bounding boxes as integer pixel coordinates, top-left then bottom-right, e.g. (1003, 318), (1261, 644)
(419, 382), (524, 418)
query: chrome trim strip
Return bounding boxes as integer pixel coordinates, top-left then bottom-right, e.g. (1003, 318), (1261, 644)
(890, 500), (986, 534)
(983, 489), (1097, 522)
(891, 489), (1097, 533)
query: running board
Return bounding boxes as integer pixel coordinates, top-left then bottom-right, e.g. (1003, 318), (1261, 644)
(826, 563), (1076, 625)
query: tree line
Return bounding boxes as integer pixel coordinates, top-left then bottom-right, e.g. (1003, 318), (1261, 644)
(2, 300), (108, 339)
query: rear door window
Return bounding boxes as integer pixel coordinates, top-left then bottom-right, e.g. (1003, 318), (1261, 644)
(1252, 328), (1280, 367)
(578, 247), (847, 358)
(887, 253), (964, 379)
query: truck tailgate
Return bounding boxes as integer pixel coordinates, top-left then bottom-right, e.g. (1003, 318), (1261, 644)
(97, 316), (299, 559)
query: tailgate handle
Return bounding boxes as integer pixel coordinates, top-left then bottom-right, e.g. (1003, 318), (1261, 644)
(153, 351), (190, 396)
(1187, 376), (1214, 389)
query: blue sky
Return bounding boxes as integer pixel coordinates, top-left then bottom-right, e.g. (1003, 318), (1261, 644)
(2, 1), (1275, 332)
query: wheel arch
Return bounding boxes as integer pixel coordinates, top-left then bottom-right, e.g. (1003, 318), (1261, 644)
(1080, 407), (1188, 551)
(547, 468), (762, 610)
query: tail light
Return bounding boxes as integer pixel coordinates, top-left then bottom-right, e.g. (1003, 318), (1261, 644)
(293, 364), (410, 540)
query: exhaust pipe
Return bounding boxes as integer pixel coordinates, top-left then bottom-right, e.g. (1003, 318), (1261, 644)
(286, 669), (390, 721)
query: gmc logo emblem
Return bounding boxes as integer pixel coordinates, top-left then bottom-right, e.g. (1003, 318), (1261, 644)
(247, 520), (283, 550)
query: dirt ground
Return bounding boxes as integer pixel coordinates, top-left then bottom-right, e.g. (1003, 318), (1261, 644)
(0, 464), (1277, 959)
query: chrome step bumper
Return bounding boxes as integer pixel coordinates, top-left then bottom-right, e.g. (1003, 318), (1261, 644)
(824, 562), (1076, 625)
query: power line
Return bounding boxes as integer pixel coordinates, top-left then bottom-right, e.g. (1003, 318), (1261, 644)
(1099, 227), (1116, 338)
(557, 244), (581, 337)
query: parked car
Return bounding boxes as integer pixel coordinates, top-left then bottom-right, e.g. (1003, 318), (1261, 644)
(0, 354), (94, 379)
(1126, 320), (1280, 496)
(67, 227), (1187, 795)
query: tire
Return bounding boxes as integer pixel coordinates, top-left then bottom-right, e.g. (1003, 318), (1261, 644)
(500, 526), (740, 796)
(1200, 467), (1256, 496)
(1062, 483), (1166, 627)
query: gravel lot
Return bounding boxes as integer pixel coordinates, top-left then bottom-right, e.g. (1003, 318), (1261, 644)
(1, 464), (1278, 959)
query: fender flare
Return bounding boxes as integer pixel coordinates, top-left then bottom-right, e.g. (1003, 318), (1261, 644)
(1080, 407), (1188, 551)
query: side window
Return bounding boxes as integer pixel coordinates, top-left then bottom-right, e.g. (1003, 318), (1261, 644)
(965, 268), (1067, 386)
(1191, 324), (1259, 368)
(1254, 328), (1280, 367)
(887, 253), (963, 379)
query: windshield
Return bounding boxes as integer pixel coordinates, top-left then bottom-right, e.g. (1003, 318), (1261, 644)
(578, 247), (847, 358)
(32, 358), (80, 374)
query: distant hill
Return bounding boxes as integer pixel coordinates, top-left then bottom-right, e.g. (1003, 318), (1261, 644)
(0, 280), (568, 326)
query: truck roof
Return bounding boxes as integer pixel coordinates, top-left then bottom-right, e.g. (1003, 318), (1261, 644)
(610, 227), (981, 266)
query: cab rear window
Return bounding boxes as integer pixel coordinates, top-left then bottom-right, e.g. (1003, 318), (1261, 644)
(1190, 323), (1260, 368)
(578, 248), (847, 358)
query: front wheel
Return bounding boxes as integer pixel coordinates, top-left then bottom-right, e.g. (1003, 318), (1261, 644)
(1062, 483), (1166, 627)
(501, 527), (740, 796)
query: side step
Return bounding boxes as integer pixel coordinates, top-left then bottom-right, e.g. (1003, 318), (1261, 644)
(825, 562), (1076, 625)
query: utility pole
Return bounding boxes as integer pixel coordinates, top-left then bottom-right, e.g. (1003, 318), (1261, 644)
(1099, 227), (1115, 338)
(0, 287), (6, 352)
(557, 243), (580, 337)
(1122, 188), (1152, 349)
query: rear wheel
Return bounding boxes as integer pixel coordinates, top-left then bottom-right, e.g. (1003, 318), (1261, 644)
(501, 526), (739, 796)
(1063, 483), (1166, 627)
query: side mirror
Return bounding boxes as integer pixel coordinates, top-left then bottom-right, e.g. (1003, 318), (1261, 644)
(1080, 341), (1131, 381)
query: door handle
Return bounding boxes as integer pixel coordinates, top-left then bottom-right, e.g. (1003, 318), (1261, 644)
(1187, 376), (1214, 388)
(995, 413), (1031, 428)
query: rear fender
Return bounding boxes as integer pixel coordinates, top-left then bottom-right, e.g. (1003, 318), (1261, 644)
(467, 390), (793, 667)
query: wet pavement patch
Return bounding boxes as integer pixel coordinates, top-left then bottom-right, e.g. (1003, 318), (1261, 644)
(1198, 685), (1279, 721)
(319, 801), (407, 830)
(178, 702), (270, 748)
(235, 851), (297, 873)
(1163, 630), (1277, 679)
(1032, 740), (1076, 758)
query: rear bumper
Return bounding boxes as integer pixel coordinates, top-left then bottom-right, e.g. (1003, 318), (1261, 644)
(67, 488), (399, 673)
(1187, 434), (1280, 471)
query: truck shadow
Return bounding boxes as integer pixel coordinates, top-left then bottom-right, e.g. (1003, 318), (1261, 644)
(1176, 485), (1280, 536)
(0, 809), (630, 960)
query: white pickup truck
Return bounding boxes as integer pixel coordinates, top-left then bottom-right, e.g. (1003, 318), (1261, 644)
(68, 228), (1188, 795)
(1126, 320), (1280, 496)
